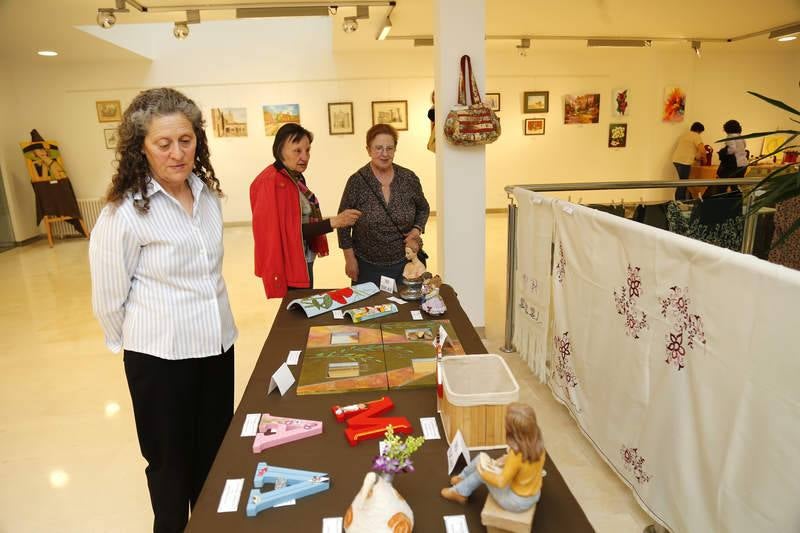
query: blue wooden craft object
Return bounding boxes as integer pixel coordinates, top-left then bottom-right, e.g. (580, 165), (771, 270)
(246, 462), (330, 517)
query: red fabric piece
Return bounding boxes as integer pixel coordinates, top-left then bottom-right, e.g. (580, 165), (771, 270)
(250, 164), (329, 299)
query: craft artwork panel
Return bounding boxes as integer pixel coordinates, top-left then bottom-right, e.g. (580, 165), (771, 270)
(306, 324), (383, 348)
(663, 87), (686, 122)
(263, 104), (301, 136)
(296, 343), (389, 395)
(381, 320), (465, 390)
(286, 283), (380, 317)
(564, 94), (600, 124)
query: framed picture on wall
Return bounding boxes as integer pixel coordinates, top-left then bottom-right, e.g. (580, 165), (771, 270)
(211, 108), (248, 137)
(485, 93), (501, 111)
(371, 100), (408, 131)
(96, 100), (122, 123)
(523, 91), (549, 113)
(524, 118), (546, 135)
(564, 93), (600, 124)
(103, 128), (119, 150)
(262, 104), (300, 136)
(608, 123), (628, 148)
(328, 102), (354, 135)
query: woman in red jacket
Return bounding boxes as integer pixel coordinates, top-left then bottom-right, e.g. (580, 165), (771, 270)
(251, 123), (360, 298)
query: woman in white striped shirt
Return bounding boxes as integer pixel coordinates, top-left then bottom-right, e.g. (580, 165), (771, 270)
(89, 88), (237, 533)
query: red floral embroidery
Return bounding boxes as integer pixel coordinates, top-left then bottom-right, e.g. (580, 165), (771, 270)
(553, 331), (578, 388)
(613, 265), (648, 339)
(620, 445), (652, 484)
(659, 286), (706, 370)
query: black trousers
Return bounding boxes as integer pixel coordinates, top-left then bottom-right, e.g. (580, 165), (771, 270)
(124, 346), (234, 533)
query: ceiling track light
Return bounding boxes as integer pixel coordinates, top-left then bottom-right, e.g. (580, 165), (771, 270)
(516, 37), (531, 56)
(376, 3), (394, 40)
(96, 0), (128, 29)
(587, 39), (650, 47)
(768, 23), (800, 41)
(328, 5), (338, 15)
(691, 40), (701, 57)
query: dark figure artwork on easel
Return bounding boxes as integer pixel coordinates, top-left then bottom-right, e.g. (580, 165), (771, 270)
(20, 129), (88, 246)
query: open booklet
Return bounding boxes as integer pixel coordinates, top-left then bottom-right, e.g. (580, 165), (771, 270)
(286, 282), (380, 318)
(343, 303), (398, 323)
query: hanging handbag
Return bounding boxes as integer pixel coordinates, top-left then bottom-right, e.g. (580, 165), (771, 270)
(443, 55), (501, 146)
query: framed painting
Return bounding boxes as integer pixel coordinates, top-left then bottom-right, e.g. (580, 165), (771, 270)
(523, 91), (549, 113)
(564, 93), (600, 124)
(103, 128), (119, 150)
(96, 100), (122, 123)
(371, 100), (408, 131)
(663, 86), (686, 122)
(612, 88), (630, 116)
(485, 93), (501, 112)
(211, 108), (248, 137)
(263, 104), (300, 136)
(328, 102), (354, 135)
(608, 123), (628, 148)
(524, 118), (545, 135)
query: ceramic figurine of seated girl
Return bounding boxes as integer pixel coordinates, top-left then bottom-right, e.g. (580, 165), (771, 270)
(402, 246), (426, 280)
(420, 274), (446, 315)
(440, 402), (546, 513)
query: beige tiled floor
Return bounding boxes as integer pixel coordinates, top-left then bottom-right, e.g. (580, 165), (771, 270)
(0, 214), (652, 532)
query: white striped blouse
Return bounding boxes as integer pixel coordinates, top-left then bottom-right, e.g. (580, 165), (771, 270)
(89, 174), (238, 360)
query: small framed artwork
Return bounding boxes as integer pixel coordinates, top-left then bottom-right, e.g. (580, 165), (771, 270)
(523, 91), (549, 113)
(564, 93), (600, 124)
(96, 100), (122, 123)
(485, 93), (501, 111)
(371, 100), (408, 131)
(608, 123), (628, 148)
(524, 118), (546, 135)
(263, 104), (300, 136)
(103, 128), (119, 150)
(211, 108), (248, 137)
(612, 88), (630, 116)
(328, 102), (354, 135)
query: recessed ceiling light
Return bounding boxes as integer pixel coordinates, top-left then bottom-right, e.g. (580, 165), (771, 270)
(37, 50), (58, 57)
(778, 35), (797, 42)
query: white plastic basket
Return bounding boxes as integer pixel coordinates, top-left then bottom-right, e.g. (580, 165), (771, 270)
(442, 354), (520, 406)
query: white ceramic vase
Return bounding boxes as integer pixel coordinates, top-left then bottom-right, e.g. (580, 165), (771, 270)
(344, 471), (414, 533)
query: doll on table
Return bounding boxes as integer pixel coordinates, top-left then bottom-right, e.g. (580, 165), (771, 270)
(440, 402), (545, 513)
(420, 274), (446, 315)
(402, 244), (426, 281)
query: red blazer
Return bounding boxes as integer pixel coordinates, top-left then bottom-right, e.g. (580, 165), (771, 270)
(250, 163), (329, 299)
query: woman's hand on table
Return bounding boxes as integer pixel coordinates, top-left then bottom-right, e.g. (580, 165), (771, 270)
(331, 209), (361, 229)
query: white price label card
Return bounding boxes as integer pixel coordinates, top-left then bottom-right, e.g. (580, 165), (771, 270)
(411, 310), (423, 320)
(379, 440), (389, 456)
(420, 417), (441, 440)
(332, 310), (345, 319)
(268, 363), (295, 396)
(438, 325), (449, 346)
(379, 275), (397, 293)
(322, 517), (343, 533)
(217, 478), (244, 513)
(286, 350), (302, 365)
(443, 515), (469, 533)
(241, 413), (260, 437)
(386, 296), (406, 305)
(446, 430), (471, 474)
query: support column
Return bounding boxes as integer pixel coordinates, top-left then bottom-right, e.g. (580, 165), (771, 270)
(434, 0), (486, 327)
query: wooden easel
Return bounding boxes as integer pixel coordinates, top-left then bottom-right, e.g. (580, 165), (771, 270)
(20, 139), (89, 247)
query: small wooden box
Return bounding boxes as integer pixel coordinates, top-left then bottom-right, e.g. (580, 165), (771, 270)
(439, 354), (519, 449)
(481, 494), (536, 533)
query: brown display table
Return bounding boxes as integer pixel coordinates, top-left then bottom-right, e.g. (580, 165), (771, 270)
(187, 285), (593, 532)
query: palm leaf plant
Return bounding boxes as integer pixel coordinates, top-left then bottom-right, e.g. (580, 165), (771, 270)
(721, 92), (800, 246)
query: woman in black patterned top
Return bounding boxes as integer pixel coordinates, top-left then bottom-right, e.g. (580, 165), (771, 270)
(337, 124), (430, 286)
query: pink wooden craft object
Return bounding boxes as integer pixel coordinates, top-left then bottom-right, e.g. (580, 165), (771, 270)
(253, 414), (324, 453)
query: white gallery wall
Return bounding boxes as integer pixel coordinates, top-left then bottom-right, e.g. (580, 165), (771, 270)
(0, 16), (797, 241)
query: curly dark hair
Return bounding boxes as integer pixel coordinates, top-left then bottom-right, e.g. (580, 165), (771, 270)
(106, 87), (222, 213)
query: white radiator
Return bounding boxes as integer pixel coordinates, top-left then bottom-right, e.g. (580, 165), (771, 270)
(51, 197), (104, 238)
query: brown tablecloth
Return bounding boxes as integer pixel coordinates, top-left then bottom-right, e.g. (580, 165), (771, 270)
(187, 285), (593, 532)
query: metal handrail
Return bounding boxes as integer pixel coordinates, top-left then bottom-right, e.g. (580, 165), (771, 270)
(501, 178), (765, 353)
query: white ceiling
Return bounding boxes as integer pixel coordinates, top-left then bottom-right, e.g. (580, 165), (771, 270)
(0, 0), (798, 64)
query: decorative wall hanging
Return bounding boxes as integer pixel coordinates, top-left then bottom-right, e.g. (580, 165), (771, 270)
(524, 118), (546, 136)
(608, 123), (628, 148)
(211, 107), (248, 137)
(564, 94), (600, 124)
(612, 88), (630, 116)
(371, 100), (408, 131)
(263, 104), (300, 136)
(662, 87), (686, 122)
(95, 100), (121, 122)
(328, 102), (354, 135)
(523, 91), (549, 113)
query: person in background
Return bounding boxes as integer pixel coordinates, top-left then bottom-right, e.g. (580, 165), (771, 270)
(250, 123), (360, 298)
(337, 123), (430, 287)
(671, 121), (706, 201)
(89, 87), (237, 533)
(718, 119), (748, 178)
